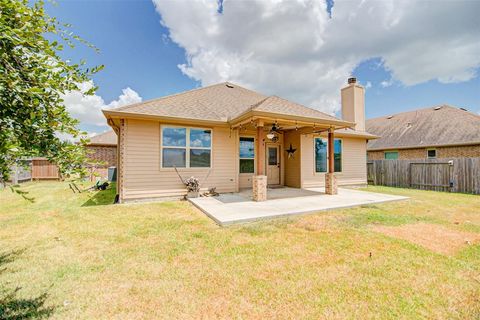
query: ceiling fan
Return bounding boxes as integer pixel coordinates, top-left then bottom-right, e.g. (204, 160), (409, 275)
(266, 122), (282, 141)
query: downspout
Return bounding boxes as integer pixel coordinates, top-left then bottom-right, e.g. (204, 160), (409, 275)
(107, 118), (121, 203)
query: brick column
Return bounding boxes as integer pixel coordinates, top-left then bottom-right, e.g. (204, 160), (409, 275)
(325, 172), (337, 195)
(253, 121), (267, 201)
(252, 175), (267, 201)
(325, 127), (338, 195)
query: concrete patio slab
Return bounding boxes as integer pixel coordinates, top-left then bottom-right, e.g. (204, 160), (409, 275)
(188, 187), (408, 226)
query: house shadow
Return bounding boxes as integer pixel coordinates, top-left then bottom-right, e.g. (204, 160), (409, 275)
(81, 183), (117, 207)
(0, 249), (55, 319)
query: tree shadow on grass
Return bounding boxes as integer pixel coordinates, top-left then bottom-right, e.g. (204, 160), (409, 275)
(81, 183), (117, 207)
(0, 249), (26, 276)
(8, 186), (34, 203)
(0, 288), (53, 320)
(0, 249), (55, 320)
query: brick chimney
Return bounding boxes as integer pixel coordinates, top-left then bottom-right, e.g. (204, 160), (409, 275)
(341, 77), (365, 131)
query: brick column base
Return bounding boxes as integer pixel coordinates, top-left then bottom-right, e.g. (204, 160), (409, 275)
(252, 175), (267, 201)
(325, 173), (338, 195)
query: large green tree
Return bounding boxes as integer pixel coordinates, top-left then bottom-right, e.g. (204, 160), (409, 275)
(0, 0), (103, 184)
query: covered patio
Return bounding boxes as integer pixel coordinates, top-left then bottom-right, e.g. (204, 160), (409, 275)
(230, 108), (350, 200)
(189, 187), (408, 226)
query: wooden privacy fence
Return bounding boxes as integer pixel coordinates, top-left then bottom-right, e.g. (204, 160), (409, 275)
(367, 158), (480, 194)
(31, 158), (59, 180)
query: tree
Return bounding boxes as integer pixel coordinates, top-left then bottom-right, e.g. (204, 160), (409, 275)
(0, 0), (103, 184)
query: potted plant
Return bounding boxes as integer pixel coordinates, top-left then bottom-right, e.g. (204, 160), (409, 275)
(184, 176), (200, 198)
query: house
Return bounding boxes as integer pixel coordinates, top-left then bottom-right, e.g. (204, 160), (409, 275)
(366, 105), (480, 160)
(102, 78), (377, 203)
(86, 130), (117, 180)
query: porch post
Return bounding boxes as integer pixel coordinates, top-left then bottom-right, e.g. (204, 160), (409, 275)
(325, 127), (338, 195)
(253, 121), (267, 201)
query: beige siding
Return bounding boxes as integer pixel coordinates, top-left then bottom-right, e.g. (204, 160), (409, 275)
(122, 119), (237, 201)
(301, 134), (367, 188)
(284, 130), (301, 188)
(120, 119), (368, 200)
(239, 174), (254, 189)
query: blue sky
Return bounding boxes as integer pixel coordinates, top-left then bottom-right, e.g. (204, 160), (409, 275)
(45, 0), (480, 134)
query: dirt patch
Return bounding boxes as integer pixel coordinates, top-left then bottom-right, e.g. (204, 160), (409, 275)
(372, 222), (480, 255)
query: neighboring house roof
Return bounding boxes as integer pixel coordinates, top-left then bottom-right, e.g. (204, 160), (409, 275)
(88, 130), (117, 146)
(104, 82), (350, 127)
(366, 105), (480, 150)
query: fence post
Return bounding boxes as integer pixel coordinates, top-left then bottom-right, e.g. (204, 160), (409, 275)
(12, 163), (18, 185)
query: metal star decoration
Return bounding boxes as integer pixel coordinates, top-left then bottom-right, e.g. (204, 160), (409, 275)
(286, 143), (297, 159)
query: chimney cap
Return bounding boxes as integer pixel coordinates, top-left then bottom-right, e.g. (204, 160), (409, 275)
(348, 77), (357, 84)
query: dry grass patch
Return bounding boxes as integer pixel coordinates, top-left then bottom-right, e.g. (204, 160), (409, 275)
(372, 222), (480, 255)
(1, 182), (479, 319)
(293, 214), (345, 231)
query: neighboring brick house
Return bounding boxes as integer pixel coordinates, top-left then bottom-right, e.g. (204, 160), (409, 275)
(86, 130), (117, 180)
(366, 105), (480, 160)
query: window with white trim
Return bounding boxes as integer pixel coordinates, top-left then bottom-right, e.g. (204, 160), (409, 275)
(239, 137), (255, 173)
(161, 126), (211, 168)
(314, 138), (342, 173)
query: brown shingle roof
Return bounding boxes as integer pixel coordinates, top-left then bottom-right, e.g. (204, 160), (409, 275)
(251, 95), (339, 122)
(107, 82), (347, 125)
(113, 82), (266, 122)
(366, 105), (480, 150)
(88, 130), (117, 146)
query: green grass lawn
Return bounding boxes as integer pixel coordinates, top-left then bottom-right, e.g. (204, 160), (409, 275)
(0, 182), (479, 319)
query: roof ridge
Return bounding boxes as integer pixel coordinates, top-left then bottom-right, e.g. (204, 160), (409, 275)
(366, 104), (473, 122)
(92, 130), (113, 137)
(111, 82), (227, 112)
(250, 96), (272, 109)
(110, 81), (267, 113)
(256, 95), (337, 120)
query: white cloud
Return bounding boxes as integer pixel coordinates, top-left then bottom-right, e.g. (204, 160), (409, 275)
(380, 79), (393, 88)
(365, 81), (372, 89)
(153, 0), (480, 114)
(61, 81), (142, 130)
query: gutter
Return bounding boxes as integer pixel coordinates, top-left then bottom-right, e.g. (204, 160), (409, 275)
(102, 108), (356, 130)
(102, 109), (229, 127)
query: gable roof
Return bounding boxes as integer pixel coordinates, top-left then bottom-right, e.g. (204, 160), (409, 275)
(104, 82), (349, 126)
(88, 130), (117, 146)
(249, 95), (339, 122)
(366, 105), (480, 150)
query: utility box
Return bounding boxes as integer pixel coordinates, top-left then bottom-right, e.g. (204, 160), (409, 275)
(108, 167), (117, 182)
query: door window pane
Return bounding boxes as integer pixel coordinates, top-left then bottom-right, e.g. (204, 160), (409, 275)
(190, 149), (211, 167)
(268, 147), (277, 165)
(240, 159), (254, 173)
(239, 137), (254, 158)
(162, 127), (186, 147)
(162, 148), (186, 167)
(190, 129), (211, 148)
(315, 138), (327, 173)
